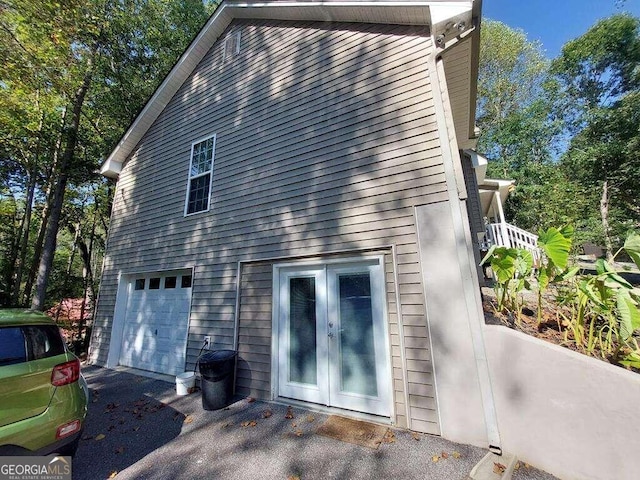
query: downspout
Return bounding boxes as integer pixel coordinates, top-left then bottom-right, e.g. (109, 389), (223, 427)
(429, 45), (502, 454)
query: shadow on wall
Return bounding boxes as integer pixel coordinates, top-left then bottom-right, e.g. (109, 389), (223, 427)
(95, 19), (436, 380)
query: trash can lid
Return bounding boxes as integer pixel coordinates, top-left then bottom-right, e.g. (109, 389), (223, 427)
(199, 349), (237, 364)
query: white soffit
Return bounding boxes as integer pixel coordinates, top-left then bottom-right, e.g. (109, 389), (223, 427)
(100, 0), (475, 178)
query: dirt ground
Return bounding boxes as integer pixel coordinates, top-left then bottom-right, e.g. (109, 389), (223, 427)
(480, 285), (640, 374)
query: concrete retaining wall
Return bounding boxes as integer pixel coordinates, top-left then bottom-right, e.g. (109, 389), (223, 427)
(484, 325), (640, 480)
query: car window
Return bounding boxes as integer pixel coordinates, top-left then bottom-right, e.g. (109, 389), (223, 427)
(24, 326), (65, 360)
(0, 327), (28, 366)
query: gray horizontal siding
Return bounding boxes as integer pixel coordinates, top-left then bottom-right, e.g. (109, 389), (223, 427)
(92, 19), (445, 434)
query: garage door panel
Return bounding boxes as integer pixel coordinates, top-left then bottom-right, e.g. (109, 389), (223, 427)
(120, 272), (192, 376)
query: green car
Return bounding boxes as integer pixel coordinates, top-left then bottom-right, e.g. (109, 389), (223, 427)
(0, 309), (88, 456)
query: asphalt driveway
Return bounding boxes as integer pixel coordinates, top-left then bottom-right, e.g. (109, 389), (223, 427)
(73, 365), (557, 480)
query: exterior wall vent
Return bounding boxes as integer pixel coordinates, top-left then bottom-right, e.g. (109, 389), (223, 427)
(223, 31), (241, 62)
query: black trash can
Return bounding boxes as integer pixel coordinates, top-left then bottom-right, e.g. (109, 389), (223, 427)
(198, 350), (237, 411)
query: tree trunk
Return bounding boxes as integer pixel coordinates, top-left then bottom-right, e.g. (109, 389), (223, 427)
(23, 107), (67, 306)
(11, 163), (38, 305)
(31, 65), (94, 311)
(600, 180), (614, 262)
(11, 98), (45, 305)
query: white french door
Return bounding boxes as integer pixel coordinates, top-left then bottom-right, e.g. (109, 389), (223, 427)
(276, 258), (391, 417)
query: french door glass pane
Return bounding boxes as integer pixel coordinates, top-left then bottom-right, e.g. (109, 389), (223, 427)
(338, 273), (377, 396)
(289, 277), (317, 385)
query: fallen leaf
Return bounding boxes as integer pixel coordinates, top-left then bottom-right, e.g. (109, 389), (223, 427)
(524, 463), (531, 469)
(115, 446), (124, 454)
(493, 462), (506, 474)
(432, 455), (439, 463)
(306, 415), (315, 423)
(262, 409), (273, 418)
(452, 451), (461, 459)
(411, 432), (421, 441)
(285, 407), (294, 419)
(291, 422), (297, 428)
(132, 409), (138, 415)
(382, 429), (396, 443)
(441, 451), (449, 459)
(241, 420), (257, 427)
(514, 462), (521, 470)
(94, 434), (106, 441)
(108, 471), (118, 479)
(184, 415), (194, 424)
(221, 422), (232, 429)
(287, 476), (300, 480)
(247, 397), (256, 403)
(294, 430), (303, 437)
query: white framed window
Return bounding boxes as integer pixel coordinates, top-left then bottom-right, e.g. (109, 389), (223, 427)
(184, 134), (216, 215)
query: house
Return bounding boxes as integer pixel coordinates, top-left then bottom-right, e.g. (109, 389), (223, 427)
(89, 0), (498, 450)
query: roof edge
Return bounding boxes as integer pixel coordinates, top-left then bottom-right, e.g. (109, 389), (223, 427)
(101, 0), (476, 178)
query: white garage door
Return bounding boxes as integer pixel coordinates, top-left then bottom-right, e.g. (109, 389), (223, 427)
(119, 272), (192, 375)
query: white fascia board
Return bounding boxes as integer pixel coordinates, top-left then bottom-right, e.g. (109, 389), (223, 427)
(466, 150), (487, 184)
(101, 0), (475, 178)
(100, 158), (122, 178)
(429, 3), (473, 37)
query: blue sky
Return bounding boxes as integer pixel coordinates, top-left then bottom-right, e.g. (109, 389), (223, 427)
(483, 0), (640, 58)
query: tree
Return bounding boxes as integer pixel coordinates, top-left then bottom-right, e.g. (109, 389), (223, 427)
(553, 14), (640, 258)
(0, 0), (214, 310)
(476, 20), (572, 234)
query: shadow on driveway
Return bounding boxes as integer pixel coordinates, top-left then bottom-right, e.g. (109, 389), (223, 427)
(74, 366), (558, 480)
(73, 366), (186, 480)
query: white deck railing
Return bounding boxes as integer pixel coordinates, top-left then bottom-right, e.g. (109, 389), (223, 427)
(487, 222), (541, 263)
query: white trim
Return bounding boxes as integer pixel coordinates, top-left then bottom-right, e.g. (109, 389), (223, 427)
(391, 244), (412, 429)
(429, 52), (502, 450)
(183, 134), (216, 216)
(271, 255), (393, 418)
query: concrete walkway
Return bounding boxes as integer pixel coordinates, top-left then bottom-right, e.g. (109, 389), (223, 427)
(73, 366), (557, 480)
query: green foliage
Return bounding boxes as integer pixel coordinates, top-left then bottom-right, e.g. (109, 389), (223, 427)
(535, 226), (576, 324)
(481, 246), (533, 315)
(479, 14), (640, 256)
(485, 229), (640, 370)
(477, 20), (576, 236)
(0, 0), (214, 310)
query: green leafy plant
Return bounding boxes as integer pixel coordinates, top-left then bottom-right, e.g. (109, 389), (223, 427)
(535, 226), (579, 325)
(480, 246), (533, 318)
(482, 228), (640, 371)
